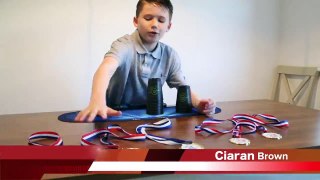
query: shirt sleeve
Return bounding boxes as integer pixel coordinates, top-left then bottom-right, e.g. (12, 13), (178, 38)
(104, 35), (131, 66)
(166, 50), (188, 88)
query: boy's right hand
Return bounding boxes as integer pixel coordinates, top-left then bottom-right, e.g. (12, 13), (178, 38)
(75, 103), (122, 122)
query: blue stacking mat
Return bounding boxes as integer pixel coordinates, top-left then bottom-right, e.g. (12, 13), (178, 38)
(58, 106), (222, 123)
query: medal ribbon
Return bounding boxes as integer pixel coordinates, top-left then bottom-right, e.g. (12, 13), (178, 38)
(230, 119), (266, 138)
(253, 114), (289, 127)
(195, 118), (234, 135)
(81, 129), (118, 148)
(231, 115), (285, 139)
(195, 118), (265, 136)
(82, 125), (146, 148)
(136, 118), (192, 145)
(107, 124), (146, 141)
(28, 131), (63, 146)
(232, 114), (289, 127)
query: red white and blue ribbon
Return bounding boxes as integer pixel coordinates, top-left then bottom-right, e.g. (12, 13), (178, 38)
(230, 119), (266, 138)
(195, 118), (265, 137)
(232, 114), (289, 128)
(195, 118), (234, 135)
(136, 118), (192, 145)
(195, 112), (272, 136)
(28, 131), (63, 146)
(254, 114), (289, 127)
(81, 125), (146, 148)
(81, 129), (119, 149)
(233, 114), (285, 139)
(107, 124), (146, 141)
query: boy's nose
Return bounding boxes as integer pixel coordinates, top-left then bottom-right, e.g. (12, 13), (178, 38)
(151, 20), (158, 29)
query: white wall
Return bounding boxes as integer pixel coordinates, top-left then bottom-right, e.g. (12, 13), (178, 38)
(279, 0), (320, 67)
(163, 0), (279, 104)
(278, 0), (320, 109)
(0, 0), (280, 114)
(0, 0), (92, 114)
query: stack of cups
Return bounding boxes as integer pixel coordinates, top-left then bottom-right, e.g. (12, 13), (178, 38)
(176, 85), (193, 113)
(146, 78), (164, 115)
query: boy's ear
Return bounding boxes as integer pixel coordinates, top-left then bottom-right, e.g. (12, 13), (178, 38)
(167, 22), (172, 32)
(133, 17), (138, 27)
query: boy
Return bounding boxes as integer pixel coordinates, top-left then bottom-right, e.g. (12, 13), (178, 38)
(75, 0), (214, 121)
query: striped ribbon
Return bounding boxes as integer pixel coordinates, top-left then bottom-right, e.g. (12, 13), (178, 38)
(136, 118), (192, 145)
(230, 119), (266, 138)
(196, 113), (287, 138)
(195, 118), (264, 137)
(82, 125), (146, 148)
(232, 114), (289, 127)
(81, 129), (119, 149)
(195, 118), (233, 135)
(29, 125), (145, 148)
(106, 124), (146, 141)
(28, 131), (63, 146)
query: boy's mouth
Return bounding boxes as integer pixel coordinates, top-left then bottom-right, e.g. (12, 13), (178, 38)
(149, 31), (159, 35)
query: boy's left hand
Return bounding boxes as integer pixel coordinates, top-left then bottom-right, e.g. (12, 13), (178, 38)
(196, 98), (215, 116)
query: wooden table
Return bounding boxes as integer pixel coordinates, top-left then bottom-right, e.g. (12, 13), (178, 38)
(1, 100), (320, 149)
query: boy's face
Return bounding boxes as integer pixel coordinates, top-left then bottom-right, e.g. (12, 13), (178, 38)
(134, 3), (171, 48)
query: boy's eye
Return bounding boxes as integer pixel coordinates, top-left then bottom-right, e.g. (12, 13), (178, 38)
(144, 16), (153, 21)
(159, 17), (166, 23)
(143, 16), (166, 23)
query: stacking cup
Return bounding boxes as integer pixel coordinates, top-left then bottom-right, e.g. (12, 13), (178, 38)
(176, 85), (192, 113)
(146, 78), (164, 115)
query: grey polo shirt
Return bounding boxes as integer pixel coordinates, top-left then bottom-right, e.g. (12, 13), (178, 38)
(104, 30), (187, 107)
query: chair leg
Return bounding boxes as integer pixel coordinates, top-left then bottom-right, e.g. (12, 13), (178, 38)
(288, 76), (310, 105)
(306, 73), (320, 108)
(282, 74), (294, 104)
(271, 74), (281, 101)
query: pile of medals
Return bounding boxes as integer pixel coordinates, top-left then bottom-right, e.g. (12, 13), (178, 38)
(195, 114), (289, 146)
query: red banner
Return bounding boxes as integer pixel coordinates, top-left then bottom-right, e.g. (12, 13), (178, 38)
(1, 147), (320, 179)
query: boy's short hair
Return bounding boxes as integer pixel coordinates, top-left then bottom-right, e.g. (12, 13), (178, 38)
(136, 0), (173, 21)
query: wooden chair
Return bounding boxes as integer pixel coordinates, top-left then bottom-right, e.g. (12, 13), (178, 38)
(272, 65), (319, 108)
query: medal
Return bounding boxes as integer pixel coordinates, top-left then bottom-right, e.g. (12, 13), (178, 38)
(180, 143), (204, 149)
(229, 138), (250, 146)
(228, 120), (253, 146)
(262, 132), (282, 139)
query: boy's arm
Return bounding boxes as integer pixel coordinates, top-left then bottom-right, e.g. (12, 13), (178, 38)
(191, 90), (215, 115)
(75, 57), (122, 122)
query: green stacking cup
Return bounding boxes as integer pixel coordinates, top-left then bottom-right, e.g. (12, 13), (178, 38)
(176, 85), (192, 113)
(146, 78), (164, 115)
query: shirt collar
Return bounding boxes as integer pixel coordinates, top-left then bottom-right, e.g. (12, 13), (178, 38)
(132, 30), (161, 59)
